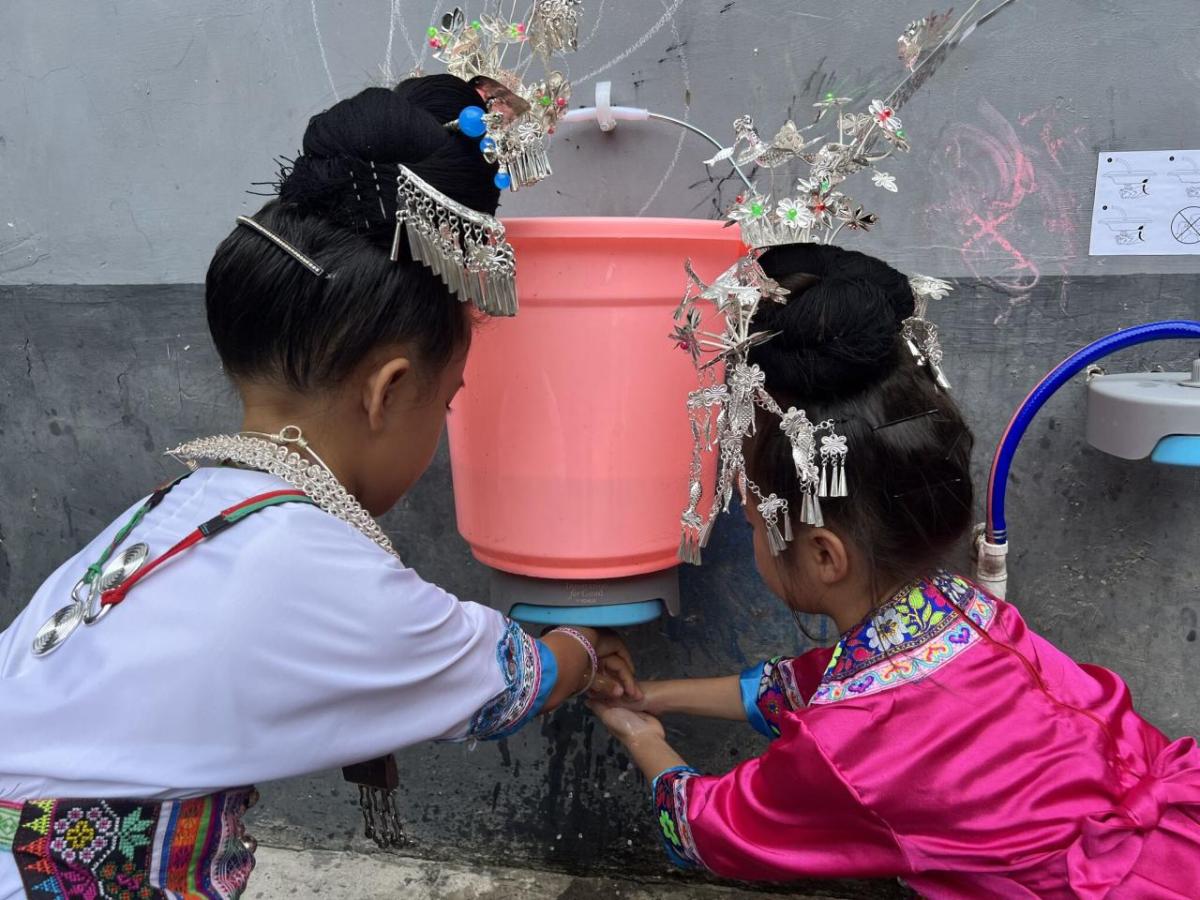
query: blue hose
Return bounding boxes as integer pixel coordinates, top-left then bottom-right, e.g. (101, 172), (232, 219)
(986, 320), (1200, 544)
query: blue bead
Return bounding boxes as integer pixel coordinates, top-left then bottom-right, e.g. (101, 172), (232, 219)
(494, 171), (512, 190)
(458, 106), (487, 138)
(479, 137), (496, 152)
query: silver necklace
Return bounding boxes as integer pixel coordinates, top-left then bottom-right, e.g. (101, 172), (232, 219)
(166, 426), (398, 558)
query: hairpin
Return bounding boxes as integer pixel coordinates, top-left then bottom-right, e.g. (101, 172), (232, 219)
(890, 477), (963, 500)
(871, 409), (940, 432)
(235, 216), (325, 277)
(391, 165), (516, 316)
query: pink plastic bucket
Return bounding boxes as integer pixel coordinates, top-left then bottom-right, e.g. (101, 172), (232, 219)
(447, 217), (746, 580)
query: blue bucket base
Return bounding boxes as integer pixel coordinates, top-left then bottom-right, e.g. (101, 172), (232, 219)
(1151, 435), (1200, 467)
(510, 599), (665, 627)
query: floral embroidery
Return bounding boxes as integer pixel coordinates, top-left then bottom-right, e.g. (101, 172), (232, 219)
(865, 607), (911, 651)
(812, 572), (996, 705)
(50, 806), (118, 866)
(745, 657), (807, 738)
(99, 858), (157, 900)
(658, 811), (678, 844)
(10, 790), (256, 899)
(653, 767), (703, 869)
(468, 619), (549, 740)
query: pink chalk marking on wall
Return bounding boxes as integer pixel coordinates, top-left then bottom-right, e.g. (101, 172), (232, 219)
(931, 100), (1082, 319)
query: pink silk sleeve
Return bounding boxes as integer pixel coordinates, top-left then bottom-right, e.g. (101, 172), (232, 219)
(656, 718), (909, 880)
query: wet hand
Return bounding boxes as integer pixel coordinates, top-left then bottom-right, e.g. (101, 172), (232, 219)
(586, 702), (666, 746)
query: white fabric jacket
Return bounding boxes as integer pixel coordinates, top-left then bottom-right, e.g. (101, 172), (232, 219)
(0, 467), (536, 898)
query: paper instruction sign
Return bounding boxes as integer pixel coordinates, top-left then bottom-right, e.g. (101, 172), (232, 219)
(1089, 150), (1200, 255)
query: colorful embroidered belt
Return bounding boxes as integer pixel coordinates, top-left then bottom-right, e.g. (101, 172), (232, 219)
(0, 789), (256, 899)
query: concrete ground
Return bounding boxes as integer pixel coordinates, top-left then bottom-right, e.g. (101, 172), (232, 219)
(244, 846), (881, 899)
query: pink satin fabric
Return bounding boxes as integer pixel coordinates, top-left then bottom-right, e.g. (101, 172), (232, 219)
(685, 595), (1200, 898)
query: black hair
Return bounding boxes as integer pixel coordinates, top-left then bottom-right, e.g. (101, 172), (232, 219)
(745, 243), (974, 588)
(206, 76), (500, 391)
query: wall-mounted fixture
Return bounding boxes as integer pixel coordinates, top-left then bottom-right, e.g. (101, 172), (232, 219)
(976, 320), (1200, 599)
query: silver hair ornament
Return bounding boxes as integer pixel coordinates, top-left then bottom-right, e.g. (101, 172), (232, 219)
(705, 4), (1003, 252)
(391, 164), (517, 316)
(672, 257), (848, 563)
(526, 0), (582, 59)
(431, 1), (582, 190)
(904, 273), (955, 389)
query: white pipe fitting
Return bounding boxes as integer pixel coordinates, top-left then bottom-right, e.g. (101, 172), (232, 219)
(972, 525), (1009, 599)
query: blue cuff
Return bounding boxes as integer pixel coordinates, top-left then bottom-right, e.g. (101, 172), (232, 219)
(741, 660), (774, 738)
(529, 638), (558, 718)
(467, 620), (555, 741)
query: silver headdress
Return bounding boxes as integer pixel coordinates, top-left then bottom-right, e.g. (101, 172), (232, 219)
(674, 9), (986, 564)
(674, 257), (851, 563)
(430, 2), (581, 191)
(384, 1), (582, 315)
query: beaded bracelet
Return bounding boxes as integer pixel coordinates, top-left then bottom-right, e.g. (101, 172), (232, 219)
(551, 627), (598, 694)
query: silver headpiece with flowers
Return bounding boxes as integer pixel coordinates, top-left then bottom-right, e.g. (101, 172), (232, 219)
(671, 6), (1003, 564)
(385, 1), (583, 317)
(429, 2), (580, 191)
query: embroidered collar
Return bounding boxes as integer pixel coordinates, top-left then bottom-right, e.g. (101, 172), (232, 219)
(811, 571), (996, 705)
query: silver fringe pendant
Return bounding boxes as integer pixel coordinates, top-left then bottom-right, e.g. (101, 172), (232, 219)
(508, 139), (552, 188)
(679, 507), (704, 566)
(801, 487), (824, 529)
(820, 433), (849, 498)
(758, 494), (790, 555)
(392, 165), (518, 316)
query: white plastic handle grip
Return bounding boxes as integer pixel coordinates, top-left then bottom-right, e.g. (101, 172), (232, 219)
(560, 80), (649, 129)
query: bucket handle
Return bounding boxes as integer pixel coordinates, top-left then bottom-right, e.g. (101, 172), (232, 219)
(560, 82), (754, 191)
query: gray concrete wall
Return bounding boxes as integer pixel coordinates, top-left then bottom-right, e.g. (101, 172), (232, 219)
(3, 1), (1200, 895)
(4, 0), (1200, 285)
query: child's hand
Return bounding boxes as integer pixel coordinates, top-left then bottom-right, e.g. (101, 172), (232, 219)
(603, 680), (668, 715)
(588, 702), (687, 782)
(586, 702), (666, 746)
(589, 631), (644, 702)
(598, 675), (746, 721)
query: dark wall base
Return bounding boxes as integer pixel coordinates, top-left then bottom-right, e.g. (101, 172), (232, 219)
(2, 276), (1198, 892)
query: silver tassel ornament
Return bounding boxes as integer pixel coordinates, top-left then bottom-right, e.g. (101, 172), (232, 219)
(767, 520), (787, 555)
(801, 489), (824, 528)
(393, 165), (518, 316)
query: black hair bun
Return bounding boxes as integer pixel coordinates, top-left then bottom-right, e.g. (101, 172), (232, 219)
(749, 243), (916, 402)
(278, 77), (500, 245)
